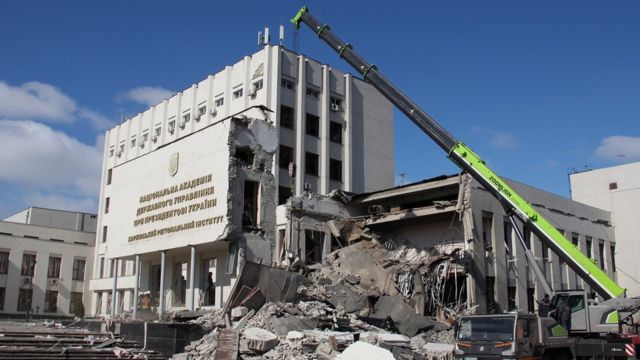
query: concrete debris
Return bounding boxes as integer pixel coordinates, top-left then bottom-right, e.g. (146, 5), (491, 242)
(337, 341), (395, 360)
(243, 327), (279, 352)
(286, 331), (305, 340)
(231, 306), (249, 319)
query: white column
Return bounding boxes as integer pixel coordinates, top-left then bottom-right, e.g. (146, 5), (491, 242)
(133, 254), (140, 319)
(159, 251), (166, 319)
(110, 259), (118, 318)
(189, 246), (196, 311)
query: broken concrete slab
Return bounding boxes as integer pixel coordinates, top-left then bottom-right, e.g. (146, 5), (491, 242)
(269, 316), (318, 336)
(377, 333), (410, 346)
(337, 341), (395, 360)
(369, 295), (440, 336)
(214, 330), (239, 360)
(326, 282), (368, 313)
(231, 306), (248, 319)
(423, 342), (455, 353)
(286, 331), (305, 340)
(243, 327), (279, 353)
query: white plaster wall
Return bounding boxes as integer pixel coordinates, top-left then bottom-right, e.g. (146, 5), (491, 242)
(570, 162), (640, 296)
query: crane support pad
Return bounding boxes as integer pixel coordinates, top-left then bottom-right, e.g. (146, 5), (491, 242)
(449, 142), (625, 299)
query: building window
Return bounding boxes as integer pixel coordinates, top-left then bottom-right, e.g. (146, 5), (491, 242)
(118, 143), (125, 156)
(482, 212), (494, 252)
(108, 146), (115, 157)
(130, 136), (136, 148)
(330, 159), (342, 182)
(278, 186), (291, 205)
(527, 287), (535, 313)
(586, 236), (592, 258)
(109, 259), (115, 278)
(215, 97), (224, 107)
(0, 288), (4, 311)
(610, 245), (616, 272)
(609, 182), (618, 190)
(330, 96), (342, 108)
(21, 253), (36, 276)
(102, 226), (107, 243)
(47, 256), (61, 279)
(523, 229), (531, 249)
(329, 121), (342, 144)
(45, 290), (58, 312)
(306, 88), (319, 99)
(73, 258), (86, 281)
(233, 88), (243, 99)
(120, 260), (127, 277)
(99, 257), (105, 278)
(280, 105), (294, 129)
(598, 241), (605, 270)
(242, 180), (259, 229)
(507, 286), (517, 311)
(69, 292), (83, 316)
(281, 78), (294, 90)
(253, 79), (263, 91)
(503, 218), (514, 255)
(0, 251), (8, 274)
(104, 197), (110, 214)
(182, 113), (191, 125)
(17, 289), (32, 312)
(305, 152), (319, 176)
(198, 105), (206, 119)
(141, 130), (149, 144)
(485, 276), (495, 312)
(306, 113), (319, 137)
(107, 169), (112, 185)
(154, 126), (162, 138)
(168, 120), (176, 134)
(279, 145), (293, 169)
(304, 230), (324, 264)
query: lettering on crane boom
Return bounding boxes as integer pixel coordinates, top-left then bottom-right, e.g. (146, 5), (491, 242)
(489, 175), (512, 198)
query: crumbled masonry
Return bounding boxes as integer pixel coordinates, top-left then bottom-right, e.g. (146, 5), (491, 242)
(171, 229), (466, 359)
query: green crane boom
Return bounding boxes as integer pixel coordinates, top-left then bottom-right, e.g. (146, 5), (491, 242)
(292, 6), (625, 300)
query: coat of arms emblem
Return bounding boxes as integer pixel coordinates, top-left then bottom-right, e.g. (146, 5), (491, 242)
(169, 153), (179, 176)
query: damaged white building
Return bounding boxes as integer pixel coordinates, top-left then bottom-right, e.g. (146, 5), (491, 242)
(277, 173), (618, 318)
(90, 44), (395, 317)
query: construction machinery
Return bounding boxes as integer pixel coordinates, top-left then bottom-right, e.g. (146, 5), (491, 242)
(292, 6), (639, 359)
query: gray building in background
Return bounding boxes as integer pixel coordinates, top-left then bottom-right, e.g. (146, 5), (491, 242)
(0, 207), (96, 317)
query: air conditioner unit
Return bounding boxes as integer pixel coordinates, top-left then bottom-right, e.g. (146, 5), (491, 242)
(151, 135), (158, 142)
(179, 121), (186, 129)
(210, 109), (217, 117)
(139, 141), (146, 148)
(247, 89), (256, 98)
(168, 127), (175, 134)
(194, 113), (202, 122)
(116, 150), (123, 157)
(330, 103), (340, 111)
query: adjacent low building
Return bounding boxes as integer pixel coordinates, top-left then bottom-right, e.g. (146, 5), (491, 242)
(0, 207), (96, 317)
(277, 174), (618, 315)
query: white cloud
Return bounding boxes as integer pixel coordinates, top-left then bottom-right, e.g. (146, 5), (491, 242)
(472, 126), (519, 149)
(0, 80), (114, 130)
(0, 120), (102, 196)
(595, 136), (640, 161)
(0, 81), (76, 122)
(118, 86), (174, 106)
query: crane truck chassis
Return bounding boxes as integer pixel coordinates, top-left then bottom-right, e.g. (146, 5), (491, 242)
(291, 6), (640, 359)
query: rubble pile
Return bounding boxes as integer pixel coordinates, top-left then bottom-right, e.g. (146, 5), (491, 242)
(172, 234), (466, 359)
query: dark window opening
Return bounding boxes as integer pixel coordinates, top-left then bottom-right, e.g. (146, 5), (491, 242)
(482, 212), (493, 252)
(73, 258), (86, 281)
(507, 286), (517, 311)
(107, 169), (112, 185)
(503, 218), (513, 255)
(104, 197), (110, 214)
(304, 229), (324, 264)
(609, 182), (617, 190)
(306, 113), (319, 137)
(69, 292), (83, 316)
(279, 145), (293, 169)
(0, 252), (8, 274)
(329, 121), (342, 144)
(485, 276), (496, 313)
(17, 289), (32, 312)
(45, 290), (58, 312)
(305, 152), (319, 176)
(610, 245), (616, 272)
(0, 288), (5, 311)
(280, 105), (294, 129)
(47, 256), (61, 278)
(330, 159), (342, 182)
(21, 254), (36, 276)
(527, 287), (536, 313)
(571, 233), (579, 247)
(242, 180), (259, 229)
(598, 241), (605, 270)
(524, 229), (532, 249)
(24, 235), (39, 239)
(586, 236), (592, 259)
(102, 226), (108, 243)
(278, 186), (291, 205)
(99, 257), (105, 278)
(235, 146), (254, 166)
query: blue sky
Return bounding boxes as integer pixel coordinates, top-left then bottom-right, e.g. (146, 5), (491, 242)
(0, 1), (638, 218)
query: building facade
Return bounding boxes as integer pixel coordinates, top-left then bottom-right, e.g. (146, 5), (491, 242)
(90, 44), (394, 317)
(0, 207), (96, 317)
(570, 161), (640, 297)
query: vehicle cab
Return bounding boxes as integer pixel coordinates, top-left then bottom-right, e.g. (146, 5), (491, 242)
(454, 313), (541, 359)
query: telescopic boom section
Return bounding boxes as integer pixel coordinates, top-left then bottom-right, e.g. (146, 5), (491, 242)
(292, 6), (625, 300)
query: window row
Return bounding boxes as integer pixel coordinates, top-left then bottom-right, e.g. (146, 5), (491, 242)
(107, 78), (266, 159)
(0, 252), (86, 280)
(97, 257), (136, 278)
(280, 106), (344, 144)
(280, 78), (343, 109)
(278, 146), (342, 181)
(5, 288), (84, 314)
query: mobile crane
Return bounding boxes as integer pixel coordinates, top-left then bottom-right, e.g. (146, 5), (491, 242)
(292, 6), (639, 359)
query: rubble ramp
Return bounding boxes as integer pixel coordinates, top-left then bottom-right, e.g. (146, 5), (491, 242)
(0, 331), (165, 359)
